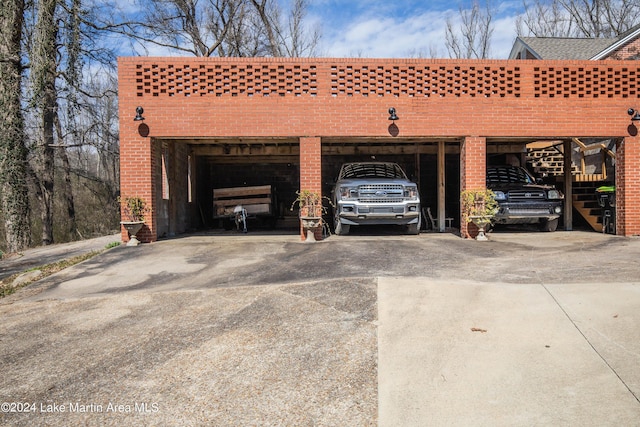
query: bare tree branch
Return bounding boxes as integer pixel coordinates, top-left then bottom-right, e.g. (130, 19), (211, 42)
(519, 0), (640, 38)
(446, 0), (494, 59)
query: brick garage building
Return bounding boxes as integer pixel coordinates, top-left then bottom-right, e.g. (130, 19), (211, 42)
(118, 57), (640, 242)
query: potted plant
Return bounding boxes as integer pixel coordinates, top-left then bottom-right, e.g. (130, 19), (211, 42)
(119, 196), (148, 246)
(291, 190), (329, 242)
(460, 188), (498, 241)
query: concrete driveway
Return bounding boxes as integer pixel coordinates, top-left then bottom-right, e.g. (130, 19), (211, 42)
(1, 230), (639, 426)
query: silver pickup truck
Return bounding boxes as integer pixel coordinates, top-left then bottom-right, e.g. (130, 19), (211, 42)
(332, 162), (421, 235)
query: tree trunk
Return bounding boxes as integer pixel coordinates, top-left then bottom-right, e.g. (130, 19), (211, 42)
(250, 0), (283, 56)
(59, 147), (77, 239)
(0, 0), (31, 253)
(55, 109), (77, 240)
(32, 0), (58, 245)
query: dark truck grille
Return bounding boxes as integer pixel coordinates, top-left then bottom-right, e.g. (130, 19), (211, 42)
(508, 207), (552, 215)
(358, 184), (404, 201)
(508, 190), (545, 200)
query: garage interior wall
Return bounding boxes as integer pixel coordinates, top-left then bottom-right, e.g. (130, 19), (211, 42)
(154, 140), (192, 238)
(196, 155), (300, 229)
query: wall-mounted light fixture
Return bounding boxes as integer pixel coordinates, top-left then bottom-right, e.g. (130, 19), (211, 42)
(134, 106), (145, 121)
(388, 107), (399, 121)
(628, 108), (640, 122)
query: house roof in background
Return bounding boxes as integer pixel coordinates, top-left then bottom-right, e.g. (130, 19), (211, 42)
(513, 37), (615, 59)
(509, 23), (640, 60)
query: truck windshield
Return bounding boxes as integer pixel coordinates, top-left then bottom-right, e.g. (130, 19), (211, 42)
(340, 163), (406, 179)
(487, 166), (534, 184)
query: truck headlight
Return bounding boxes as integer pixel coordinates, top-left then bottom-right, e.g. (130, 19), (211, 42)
(493, 190), (506, 201)
(405, 186), (418, 199)
(340, 187), (358, 199)
(547, 189), (564, 200)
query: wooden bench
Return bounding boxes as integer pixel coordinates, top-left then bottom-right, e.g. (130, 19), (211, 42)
(213, 185), (275, 223)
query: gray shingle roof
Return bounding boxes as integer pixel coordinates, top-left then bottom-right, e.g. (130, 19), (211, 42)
(519, 37), (616, 59)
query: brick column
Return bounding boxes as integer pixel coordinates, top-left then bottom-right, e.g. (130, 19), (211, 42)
(616, 134), (640, 236)
(118, 60), (158, 243)
(299, 137), (322, 240)
(119, 123), (159, 244)
(460, 136), (487, 239)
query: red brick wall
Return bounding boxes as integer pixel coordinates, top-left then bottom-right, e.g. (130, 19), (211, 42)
(299, 137), (322, 240)
(460, 137), (487, 239)
(118, 126), (158, 243)
(119, 58), (640, 138)
(608, 38), (640, 60)
(616, 134), (640, 235)
(118, 57), (640, 239)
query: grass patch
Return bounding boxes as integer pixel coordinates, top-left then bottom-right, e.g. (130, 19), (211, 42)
(105, 241), (121, 249)
(0, 250), (104, 298)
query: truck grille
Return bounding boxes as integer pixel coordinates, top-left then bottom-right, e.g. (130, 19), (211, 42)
(357, 206), (405, 214)
(359, 198), (404, 203)
(508, 190), (545, 200)
(358, 184), (404, 200)
(508, 208), (551, 215)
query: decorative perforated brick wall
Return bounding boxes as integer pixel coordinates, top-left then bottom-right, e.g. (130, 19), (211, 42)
(329, 64), (521, 98)
(130, 58), (640, 102)
(533, 66), (639, 98)
(119, 57), (640, 241)
(135, 63), (318, 97)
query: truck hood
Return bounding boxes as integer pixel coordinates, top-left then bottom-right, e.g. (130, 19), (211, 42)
(488, 182), (555, 192)
(337, 178), (416, 186)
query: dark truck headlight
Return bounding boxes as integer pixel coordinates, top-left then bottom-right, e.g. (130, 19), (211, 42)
(493, 190), (506, 201)
(547, 189), (564, 200)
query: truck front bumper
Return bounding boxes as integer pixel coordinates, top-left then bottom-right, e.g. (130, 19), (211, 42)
(337, 201), (421, 226)
(493, 202), (563, 224)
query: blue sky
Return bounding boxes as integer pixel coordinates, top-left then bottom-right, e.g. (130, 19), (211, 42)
(306, 0), (523, 58)
(113, 0), (525, 59)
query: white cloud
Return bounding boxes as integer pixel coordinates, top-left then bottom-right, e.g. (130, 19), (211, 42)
(320, 11), (456, 58)
(314, 1), (523, 59)
(492, 15), (520, 59)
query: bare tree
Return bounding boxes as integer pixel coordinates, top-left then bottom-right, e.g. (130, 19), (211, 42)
(55, 0), (83, 240)
(109, 0), (320, 57)
(54, 109), (78, 239)
(73, 71), (120, 199)
(0, 0), (31, 253)
(445, 0), (494, 59)
(250, 0), (282, 56)
(29, 0), (58, 245)
(122, 0), (239, 56)
(516, 0), (570, 36)
(18, 0), (122, 245)
(280, 0), (321, 57)
(517, 0), (640, 38)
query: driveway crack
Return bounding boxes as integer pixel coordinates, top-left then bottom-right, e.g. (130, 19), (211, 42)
(541, 282), (640, 406)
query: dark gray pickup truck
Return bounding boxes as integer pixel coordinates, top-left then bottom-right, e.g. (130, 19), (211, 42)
(332, 162), (421, 235)
(487, 165), (564, 232)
